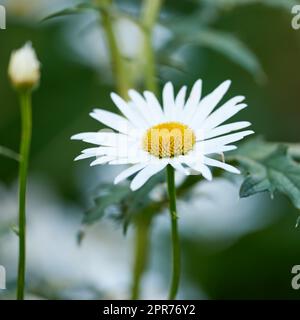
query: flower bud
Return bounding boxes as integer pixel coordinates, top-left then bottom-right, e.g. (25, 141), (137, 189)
(8, 42), (40, 91)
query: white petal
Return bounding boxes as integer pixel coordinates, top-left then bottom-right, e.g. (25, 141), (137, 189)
(201, 121), (251, 140)
(90, 109), (134, 134)
(143, 91), (165, 122)
(74, 147), (101, 160)
(201, 144), (237, 155)
(175, 86), (187, 110)
(94, 146), (134, 158)
(110, 158), (145, 165)
(110, 159), (141, 165)
(114, 163), (148, 184)
(128, 90), (156, 125)
(90, 156), (114, 166)
(111, 92), (148, 129)
(78, 146), (138, 160)
(200, 99), (247, 131)
(182, 79), (202, 122)
(71, 132), (133, 146)
(130, 162), (168, 191)
(74, 153), (94, 161)
(163, 82), (175, 119)
(109, 152), (151, 165)
(203, 156), (240, 174)
(197, 130), (254, 152)
(187, 162), (212, 181)
(80, 147), (101, 155)
(190, 80), (232, 128)
(169, 159), (189, 175)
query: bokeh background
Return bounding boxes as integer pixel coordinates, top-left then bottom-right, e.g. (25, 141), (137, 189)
(1, 0), (300, 299)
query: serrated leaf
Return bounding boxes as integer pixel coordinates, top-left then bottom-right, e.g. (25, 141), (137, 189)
(82, 172), (165, 230)
(230, 139), (300, 209)
(0, 145), (20, 161)
(228, 137), (300, 162)
(83, 184), (131, 225)
(187, 29), (265, 82)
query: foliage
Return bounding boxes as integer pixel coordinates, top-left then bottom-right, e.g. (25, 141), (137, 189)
(42, 3), (103, 22)
(0, 146), (19, 161)
(228, 138), (300, 209)
(83, 172), (165, 233)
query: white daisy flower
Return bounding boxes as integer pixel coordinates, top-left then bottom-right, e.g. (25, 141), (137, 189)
(72, 80), (254, 191)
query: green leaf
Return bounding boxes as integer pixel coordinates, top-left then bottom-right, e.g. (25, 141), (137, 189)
(186, 29), (265, 82)
(42, 2), (144, 36)
(228, 137), (300, 162)
(83, 184), (131, 225)
(0, 145), (20, 161)
(42, 3), (102, 22)
(229, 138), (300, 209)
(83, 172), (165, 231)
(157, 55), (188, 74)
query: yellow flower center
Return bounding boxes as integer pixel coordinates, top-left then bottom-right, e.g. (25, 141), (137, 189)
(143, 122), (196, 158)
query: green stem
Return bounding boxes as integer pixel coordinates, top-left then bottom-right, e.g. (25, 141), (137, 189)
(166, 165), (180, 300)
(141, 0), (163, 93)
(131, 216), (152, 300)
(17, 91), (32, 300)
(100, 3), (130, 99)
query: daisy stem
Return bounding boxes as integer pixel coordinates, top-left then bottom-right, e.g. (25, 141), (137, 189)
(131, 215), (152, 299)
(166, 165), (180, 300)
(17, 90), (32, 300)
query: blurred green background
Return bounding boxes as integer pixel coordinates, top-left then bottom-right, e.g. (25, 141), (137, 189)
(1, 0), (300, 300)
